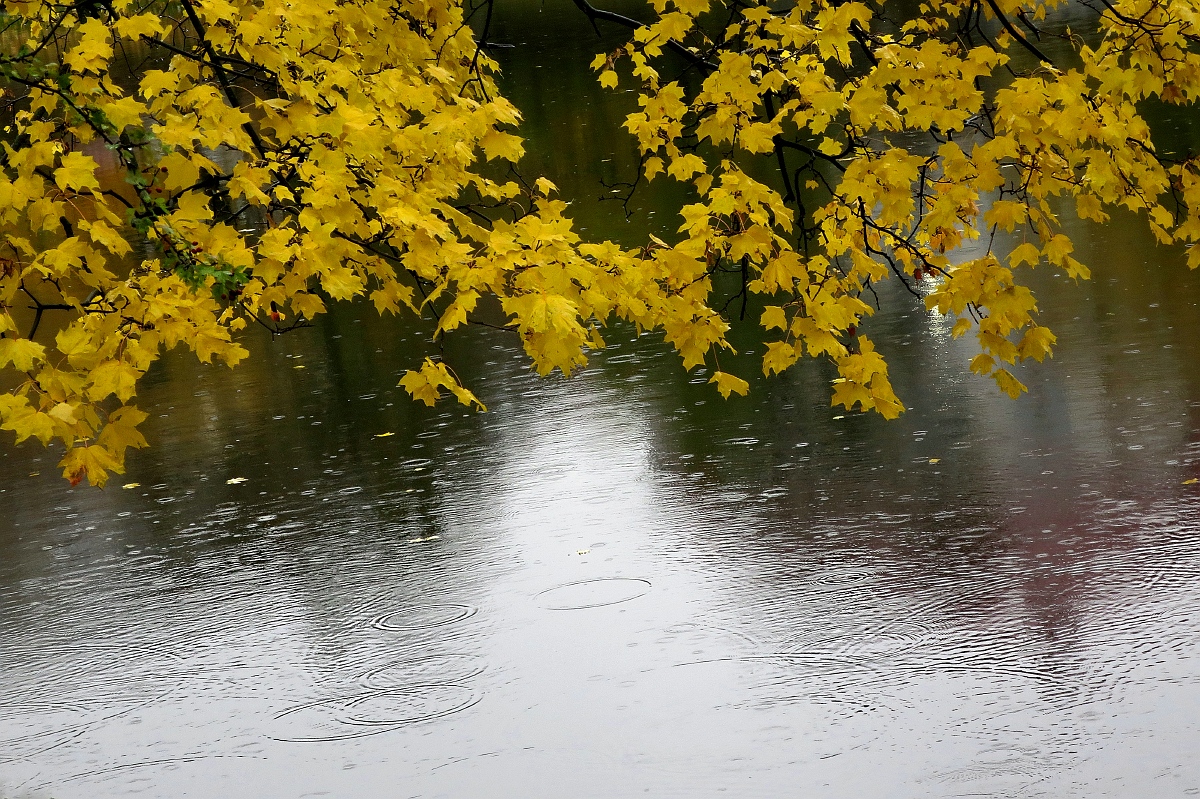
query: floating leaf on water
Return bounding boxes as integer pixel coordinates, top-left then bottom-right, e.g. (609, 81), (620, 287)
(122, 482), (140, 489)
(28, 472), (39, 477)
(294, 365), (305, 369)
(928, 458), (941, 464)
(832, 415), (845, 420)
(375, 432), (395, 438)
(226, 477), (248, 485)
(1185, 478), (1199, 485)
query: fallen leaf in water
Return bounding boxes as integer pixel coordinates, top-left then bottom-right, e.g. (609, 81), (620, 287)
(294, 364), (305, 369)
(375, 432), (395, 438)
(123, 482), (140, 489)
(832, 415), (845, 420)
(929, 458), (941, 464)
(226, 477), (248, 485)
(1185, 478), (1199, 485)
(28, 471), (39, 477)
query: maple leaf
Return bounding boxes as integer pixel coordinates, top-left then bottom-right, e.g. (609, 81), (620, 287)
(59, 445), (122, 488)
(0, 338), (46, 372)
(53, 152), (102, 195)
(87, 360), (140, 402)
(709, 371), (749, 398)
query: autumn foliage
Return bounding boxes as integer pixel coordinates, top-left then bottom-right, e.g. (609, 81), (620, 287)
(0, 0), (1198, 485)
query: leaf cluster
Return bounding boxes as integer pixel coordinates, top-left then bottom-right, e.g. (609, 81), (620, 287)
(1, 0), (1198, 485)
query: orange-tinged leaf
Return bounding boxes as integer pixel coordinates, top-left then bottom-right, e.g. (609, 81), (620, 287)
(59, 445), (122, 488)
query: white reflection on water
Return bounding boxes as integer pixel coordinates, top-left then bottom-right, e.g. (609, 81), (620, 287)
(2, 337), (1200, 797)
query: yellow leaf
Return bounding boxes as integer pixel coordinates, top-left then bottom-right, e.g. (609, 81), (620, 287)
(140, 69), (179, 97)
(760, 306), (788, 332)
(291, 292), (327, 319)
(709, 371), (749, 398)
(115, 13), (163, 39)
(399, 367), (440, 406)
(0, 337), (46, 371)
(818, 137), (843, 156)
(158, 152), (201, 191)
(1008, 242), (1041, 268)
(969, 353), (995, 376)
(87, 360), (141, 402)
(59, 445), (122, 488)
(54, 152), (101, 194)
(97, 406), (149, 459)
(0, 395), (55, 444)
(763, 341), (800, 376)
(993, 368), (1027, 399)
(1017, 326), (1056, 362)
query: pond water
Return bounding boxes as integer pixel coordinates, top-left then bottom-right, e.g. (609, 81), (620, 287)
(4, 3), (1200, 797)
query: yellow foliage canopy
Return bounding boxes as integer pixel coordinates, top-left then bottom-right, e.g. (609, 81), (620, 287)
(1, 0), (1197, 485)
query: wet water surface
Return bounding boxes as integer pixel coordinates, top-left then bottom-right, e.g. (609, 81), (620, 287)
(5, 3), (1200, 796)
(2, 248), (1199, 796)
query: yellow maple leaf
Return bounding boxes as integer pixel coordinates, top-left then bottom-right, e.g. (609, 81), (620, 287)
(87, 360), (140, 402)
(709, 371), (749, 398)
(53, 152), (102, 194)
(0, 338), (46, 371)
(59, 445), (122, 488)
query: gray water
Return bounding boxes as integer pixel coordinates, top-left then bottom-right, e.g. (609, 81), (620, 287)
(4, 2), (1200, 796)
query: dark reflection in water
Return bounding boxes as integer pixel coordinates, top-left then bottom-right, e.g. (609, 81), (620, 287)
(4, 2), (1200, 797)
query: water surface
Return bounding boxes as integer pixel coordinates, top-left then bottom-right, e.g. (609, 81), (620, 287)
(3, 3), (1200, 796)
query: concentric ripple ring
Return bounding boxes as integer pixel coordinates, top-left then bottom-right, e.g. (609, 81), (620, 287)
(535, 577), (652, 610)
(369, 603), (477, 631)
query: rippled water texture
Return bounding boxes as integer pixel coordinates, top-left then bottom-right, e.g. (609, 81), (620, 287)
(5, 3), (1200, 797)
(3, 259), (1199, 798)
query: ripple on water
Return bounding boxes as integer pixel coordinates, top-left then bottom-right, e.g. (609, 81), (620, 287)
(0, 643), (187, 758)
(270, 685), (480, 742)
(535, 578), (652, 610)
(782, 619), (940, 663)
(924, 745), (1055, 795)
(652, 622), (761, 659)
(359, 654), (487, 689)
(637, 656), (894, 766)
(370, 603), (477, 631)
(808, 566), (880, 589)
(0, 702), (88, 761)
(25, 754), (271, 794)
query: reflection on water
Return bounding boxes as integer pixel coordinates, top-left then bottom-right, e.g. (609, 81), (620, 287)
(4, 2), (1200, 796)
(1, 242), (1199, 794)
